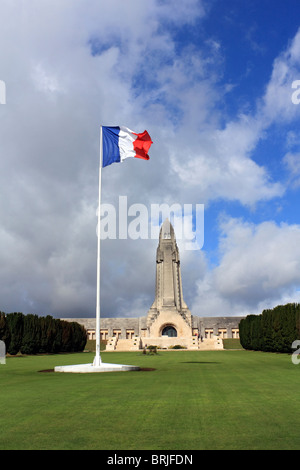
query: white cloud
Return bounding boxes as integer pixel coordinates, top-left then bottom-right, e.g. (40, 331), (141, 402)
(216, 218), (300, 295)
(0, 1), (300, 320)
(170, 28), (300, 208)
(191, 217), (300, 316)
(260, 28), (300, 123)
(283, 152), (300, 188)
(171, 115), (284, 206)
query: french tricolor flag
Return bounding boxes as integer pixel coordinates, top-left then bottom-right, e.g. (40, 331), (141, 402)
(101, 126), (153, 168)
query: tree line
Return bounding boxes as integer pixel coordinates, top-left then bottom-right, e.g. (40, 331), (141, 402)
(0, 311), (87, 355)
(239, 303), (300, 353)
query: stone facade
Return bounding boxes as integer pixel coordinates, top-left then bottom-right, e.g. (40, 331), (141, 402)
(65, 315), (243, 342)
(62, 220), (244, 350)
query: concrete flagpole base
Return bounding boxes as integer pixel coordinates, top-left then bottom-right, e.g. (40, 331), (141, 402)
(54, 363), (140, 373)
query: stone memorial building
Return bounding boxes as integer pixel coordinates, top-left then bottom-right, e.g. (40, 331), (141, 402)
(64, 219), (244, 350)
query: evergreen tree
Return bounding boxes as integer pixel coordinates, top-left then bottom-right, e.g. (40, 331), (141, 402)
(0, 312), (11, 350)
(40, 315), (57, 353)
(71, 322), (87, 352)
(1, 310), (87, 354)
(60, 320), (73, 352)
(21, 314), (41, 355)
(6, 312), (24, 355)
(240, 303), (300, 353)
(52, 319), (63, 353)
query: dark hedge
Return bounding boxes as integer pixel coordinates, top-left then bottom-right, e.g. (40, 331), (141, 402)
(239, 303), (300, 353)
(0, 311), (87, 355)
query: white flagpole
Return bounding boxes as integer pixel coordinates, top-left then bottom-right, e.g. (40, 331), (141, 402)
(93, 126), (103, 367)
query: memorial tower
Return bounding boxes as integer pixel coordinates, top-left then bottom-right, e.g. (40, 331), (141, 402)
(146, 219), (192, 338)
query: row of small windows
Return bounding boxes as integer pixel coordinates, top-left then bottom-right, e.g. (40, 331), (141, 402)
(86, 328), (239, 341)
(85, 330), (136, 340)
(200, 328), (239, 339)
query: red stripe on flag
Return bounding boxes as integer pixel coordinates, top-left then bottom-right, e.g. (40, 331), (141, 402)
(132, 130), (153, 160)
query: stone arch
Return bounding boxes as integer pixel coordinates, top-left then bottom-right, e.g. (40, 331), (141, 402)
(160, 324), (178, 337)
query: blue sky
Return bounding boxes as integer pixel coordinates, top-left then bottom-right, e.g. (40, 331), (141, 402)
(0, 0), (300, 319)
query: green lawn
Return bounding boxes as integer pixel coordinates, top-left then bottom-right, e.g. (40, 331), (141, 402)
(0, 350), (299, 450)
(222, 338), (242, 349)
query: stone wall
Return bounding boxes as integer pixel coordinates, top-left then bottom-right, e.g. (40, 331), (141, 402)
(62, 315), (244, 340)
(192, 316), (245, 338)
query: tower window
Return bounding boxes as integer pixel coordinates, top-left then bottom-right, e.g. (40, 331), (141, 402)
(162, 326), (177, 337)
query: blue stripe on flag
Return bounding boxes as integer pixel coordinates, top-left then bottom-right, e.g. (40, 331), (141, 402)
(102, 126), (121, 167)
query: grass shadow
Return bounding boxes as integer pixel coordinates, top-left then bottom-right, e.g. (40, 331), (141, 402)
(181, 361), (221, 364)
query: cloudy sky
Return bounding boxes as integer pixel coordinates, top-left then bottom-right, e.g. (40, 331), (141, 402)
(1, 0), (300, 320)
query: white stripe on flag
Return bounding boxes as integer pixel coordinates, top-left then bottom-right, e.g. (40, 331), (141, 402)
(119, 126), (136, 161)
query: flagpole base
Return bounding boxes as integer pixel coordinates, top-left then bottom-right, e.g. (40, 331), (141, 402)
(54, 362), (140, 373)
(93, 353), (102, 367)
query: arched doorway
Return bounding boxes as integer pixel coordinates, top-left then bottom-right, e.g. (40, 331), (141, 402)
(161, 325), (177, 337)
